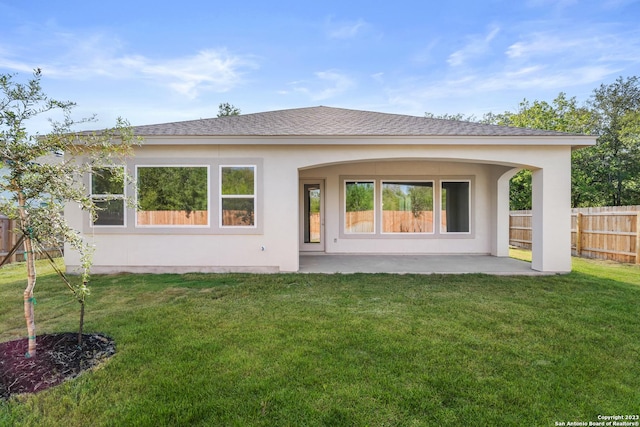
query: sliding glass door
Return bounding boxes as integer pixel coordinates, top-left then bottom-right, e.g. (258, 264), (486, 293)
(300, 180), (324, 251)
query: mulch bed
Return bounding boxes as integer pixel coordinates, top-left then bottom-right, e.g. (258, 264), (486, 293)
(0, 333), (115, 400)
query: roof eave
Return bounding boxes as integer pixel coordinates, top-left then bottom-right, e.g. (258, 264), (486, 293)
(133, 134), (598, 147)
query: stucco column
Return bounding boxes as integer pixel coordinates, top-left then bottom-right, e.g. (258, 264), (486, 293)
(268, 158), (301, 272)
(492, 167), (520, 257)
(531, 157), (572, 272)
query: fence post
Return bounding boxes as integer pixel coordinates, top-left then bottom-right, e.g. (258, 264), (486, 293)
(575, 212), (582, 257)
(508, 212), (512, 246)
(636, 212), (640, 265)
(9, 220), (18, 264)
(0, 217), (6, 254)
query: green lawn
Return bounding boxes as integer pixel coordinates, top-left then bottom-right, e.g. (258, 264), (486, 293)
(1, 254), (639, 426)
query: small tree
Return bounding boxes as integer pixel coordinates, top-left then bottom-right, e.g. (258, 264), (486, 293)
(217, 102), (241, 117)
(0, 69), (139, 357)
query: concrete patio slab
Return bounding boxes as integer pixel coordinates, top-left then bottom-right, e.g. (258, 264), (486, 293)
(299, 254), (552, 275)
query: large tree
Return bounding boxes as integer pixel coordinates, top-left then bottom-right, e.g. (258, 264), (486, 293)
(481, 93), (594, 209)
(586, 76), (640, 206)
(490, 79), (640, 208)
(0, 70), (139, 357)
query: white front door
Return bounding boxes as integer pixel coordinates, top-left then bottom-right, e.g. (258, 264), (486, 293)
(299, 180), (325, 252)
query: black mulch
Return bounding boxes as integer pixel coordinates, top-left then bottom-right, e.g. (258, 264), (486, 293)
(0, 333), (115, 400)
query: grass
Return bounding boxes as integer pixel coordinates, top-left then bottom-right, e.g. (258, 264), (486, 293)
(1, 253), (639, 426)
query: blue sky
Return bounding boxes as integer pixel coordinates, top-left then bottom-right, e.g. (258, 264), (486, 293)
(1, 0), (639, 132)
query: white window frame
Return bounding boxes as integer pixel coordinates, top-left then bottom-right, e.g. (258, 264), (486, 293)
(380, 180), (435, 235)
(440, 179), (471, 234)
(135, 164), (210, 228)
(344, 180), (376, 235)
(219, 165), (257, 229)
(89, 165), (126, 228)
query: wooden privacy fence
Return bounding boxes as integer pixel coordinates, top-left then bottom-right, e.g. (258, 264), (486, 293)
(136, 210), (254, 227)
(382, 211), (434, 233)
(509, 206), (640, 264)
(343, 210), (435, 233)
(0, 215), (19, 265)
(0, 215), (63, 266)
(509, 211), (533, 249)
(137, 210), (209, 226)
(345, 210), (375, 233)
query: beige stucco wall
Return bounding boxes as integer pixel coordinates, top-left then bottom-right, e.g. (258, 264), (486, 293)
(65, 138), (575, 273)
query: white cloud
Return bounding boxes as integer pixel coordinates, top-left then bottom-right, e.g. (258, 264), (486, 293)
(503, 26), (640, 74)
(447, 26), (500, 67)
(412, 21), (640, 104)
(411, 39), (440, 64)
(326, 18), (368, 39)
(0, 56), (34, 73)
(371, 72), (385, 84)
(389, 63), (620, 111)
(119, 50), (257, 98)
(602, 0), (639, 8)
(0, 30), (258, 99)
(290, 70), (355, 101)
(506, 32), (590, 59)
(478, 65), (618, 92)
(526, 0), (578, 8)
(389, 20), (639, 113)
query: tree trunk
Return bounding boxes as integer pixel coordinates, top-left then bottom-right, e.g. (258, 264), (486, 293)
(78, 299), (85, 346)
(18, 192), (37, 358)
(22, 235), (37, 357)
(617, 171), (623, 206)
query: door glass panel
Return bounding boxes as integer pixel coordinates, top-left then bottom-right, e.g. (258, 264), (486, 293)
(304, 184), (321, 244)
(345, 181), (375, 233)
(441, 181), (470, 233)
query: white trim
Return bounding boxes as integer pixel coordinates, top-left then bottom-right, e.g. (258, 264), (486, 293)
(82, 157), (263, 235)
(344, 180), (376, 235)
(89, 166), (126, 228)
(219, 164), (257, 229)
(338, 175), (474, 239)
(440, 179), (472, 235)
(299, 179), (326, 252)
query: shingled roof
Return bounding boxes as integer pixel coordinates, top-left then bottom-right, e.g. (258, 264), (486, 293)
(131, 106), (578, 137)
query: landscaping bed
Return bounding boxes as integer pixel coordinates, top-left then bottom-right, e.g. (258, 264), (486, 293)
(0, 333), (115, 400)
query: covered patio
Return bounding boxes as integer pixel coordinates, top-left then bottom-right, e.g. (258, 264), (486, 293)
(299, 254), (552, 275)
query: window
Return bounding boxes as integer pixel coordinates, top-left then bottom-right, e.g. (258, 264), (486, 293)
(441, 181), (470, 233)
(220, 166), (255, 227)
(90, 166), (125, 226)
(345, 181), (375, 233)
(136, 166), (209, 226)
(303, 183), (321, 243)
(382, 181), (434, 233)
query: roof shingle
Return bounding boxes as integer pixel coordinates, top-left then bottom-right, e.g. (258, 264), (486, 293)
(130, 106), (581, 137)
